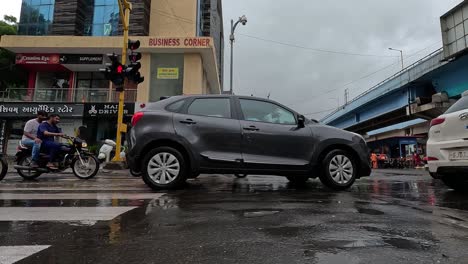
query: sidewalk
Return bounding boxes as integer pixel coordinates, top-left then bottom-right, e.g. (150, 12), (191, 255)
(372, 168), (429, 176)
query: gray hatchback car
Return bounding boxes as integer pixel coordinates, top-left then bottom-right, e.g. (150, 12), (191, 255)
(127, 95), (371, 190)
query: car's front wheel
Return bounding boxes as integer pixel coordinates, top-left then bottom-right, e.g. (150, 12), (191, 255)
(142, 147), (188, 190)
(319, 149), (357, 190)
(441, 176), (468, 192)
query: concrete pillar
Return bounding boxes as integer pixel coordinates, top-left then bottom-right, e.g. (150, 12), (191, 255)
(183, 53), (203, 95)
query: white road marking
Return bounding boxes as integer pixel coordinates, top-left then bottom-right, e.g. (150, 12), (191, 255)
(0, 193), (164, 200)
(0, 207), (138, 221)
(0, 245), (50, 264)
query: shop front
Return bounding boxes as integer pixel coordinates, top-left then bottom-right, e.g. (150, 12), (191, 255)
(83, 103), (135, 146)
(0, 103), (84, 156)
(367, 137), (424, 159)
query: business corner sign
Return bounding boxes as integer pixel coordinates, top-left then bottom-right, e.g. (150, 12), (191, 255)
(84, 103), (135, 117)
(0, 103), (84, 117)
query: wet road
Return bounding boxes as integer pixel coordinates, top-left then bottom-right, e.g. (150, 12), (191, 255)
(1, 169), (468, 264)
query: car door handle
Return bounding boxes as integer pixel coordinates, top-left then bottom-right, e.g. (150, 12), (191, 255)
(180, 119), (197, 125)
(243, 126), (259, 131)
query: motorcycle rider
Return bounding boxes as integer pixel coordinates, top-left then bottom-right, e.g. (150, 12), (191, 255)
(37, 114), (64, 170)
(22, 110), (48, 168)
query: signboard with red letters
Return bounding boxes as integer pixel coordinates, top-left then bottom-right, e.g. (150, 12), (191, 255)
(15, 54), (61, 65)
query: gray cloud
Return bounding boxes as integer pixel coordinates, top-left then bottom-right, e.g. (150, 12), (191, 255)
(223, 0), (463, 118)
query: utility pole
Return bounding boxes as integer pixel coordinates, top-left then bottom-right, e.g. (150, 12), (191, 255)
(229, 15), (247, 94)
(389, 48), (404, 70)
(112, 0), (131, 162)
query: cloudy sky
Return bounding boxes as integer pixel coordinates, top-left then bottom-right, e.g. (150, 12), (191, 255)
(222, 0), (464, 118)
(0, 0), (464, 118)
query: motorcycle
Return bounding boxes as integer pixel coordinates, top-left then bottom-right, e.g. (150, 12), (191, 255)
(0, 154), (7, 181)
(14, 135), (99, 180)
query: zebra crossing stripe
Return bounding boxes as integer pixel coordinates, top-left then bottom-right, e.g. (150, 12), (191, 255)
(0, 245), (50, 264)
(0, 207), (138, 222)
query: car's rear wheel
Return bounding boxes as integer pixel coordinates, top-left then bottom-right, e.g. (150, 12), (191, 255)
(441, 176), (468, 192)
(319, 149), (356, 190)
(142, 147), (188, 190)
(286, 175), (309, 184)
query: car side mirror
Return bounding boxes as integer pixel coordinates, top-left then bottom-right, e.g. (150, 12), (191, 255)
(297, 115), (306, 128)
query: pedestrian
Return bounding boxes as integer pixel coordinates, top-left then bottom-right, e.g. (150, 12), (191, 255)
(413, 152), (421, 168)
(371, 153), (378, 169)
(21, 111), (48, 167)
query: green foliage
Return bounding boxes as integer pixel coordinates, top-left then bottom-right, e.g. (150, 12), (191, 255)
(0, 15), (27, 91)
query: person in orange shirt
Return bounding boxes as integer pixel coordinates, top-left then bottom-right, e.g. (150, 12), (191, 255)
(371, 153), (378, 169)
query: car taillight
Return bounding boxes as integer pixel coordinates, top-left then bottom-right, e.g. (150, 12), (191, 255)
(427, 157), (439, 161)
(131, 112), (144, 126)
(430, 117), (445, 127)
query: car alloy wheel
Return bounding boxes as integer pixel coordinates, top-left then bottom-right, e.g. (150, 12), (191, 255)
(328, 155), (354, 185)
(147, 152), (180, 185)
(319, 149), (356, 190)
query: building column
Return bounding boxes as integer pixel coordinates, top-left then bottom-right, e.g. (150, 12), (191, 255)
(27, 71), (36, 101)
(183, 53), (203, 95)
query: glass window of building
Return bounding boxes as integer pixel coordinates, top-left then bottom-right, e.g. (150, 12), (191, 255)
(18, 0), (55, 35)
(84, 0), (120, 36)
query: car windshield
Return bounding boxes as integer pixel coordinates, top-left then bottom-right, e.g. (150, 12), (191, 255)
(445, 96), (468, 114)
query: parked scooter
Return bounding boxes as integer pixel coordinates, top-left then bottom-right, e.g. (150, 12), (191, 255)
(0, 154), (7, 181)
(14, 135), (99, 180)
(98, 139), (117, 163)
(99, 139), (141, 177)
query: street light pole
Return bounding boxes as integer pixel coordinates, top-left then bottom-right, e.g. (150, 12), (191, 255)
(389, 48), (404, 70)
(229, 15), (247, 94)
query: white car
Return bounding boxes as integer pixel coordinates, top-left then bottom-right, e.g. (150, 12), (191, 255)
(427, 90), (468, 191)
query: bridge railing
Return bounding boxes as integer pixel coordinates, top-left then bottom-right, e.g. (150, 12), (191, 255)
(322, 48), (444, 122)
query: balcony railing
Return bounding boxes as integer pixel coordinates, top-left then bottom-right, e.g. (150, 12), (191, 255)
(0, 88), (138, 103)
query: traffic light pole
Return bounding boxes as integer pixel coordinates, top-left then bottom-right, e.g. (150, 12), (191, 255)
(112, 0), (131, 162)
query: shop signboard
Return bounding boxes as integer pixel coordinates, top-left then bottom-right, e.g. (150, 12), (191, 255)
(149, 37), (211, 48)
(16, 53), (103, 65)
(15, 54), (60, 65)
(157, 68), (179, 79)
(59, 54), (104, 65)
(0, 103), (84, 118)
(84, 103), (135, 117)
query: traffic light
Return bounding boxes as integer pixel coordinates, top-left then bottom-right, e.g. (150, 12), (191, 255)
(126, 39), (144, 84)
(100, 53), (125, 88)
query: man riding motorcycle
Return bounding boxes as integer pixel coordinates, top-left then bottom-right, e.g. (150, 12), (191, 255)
(37, 114), (64, 170)
(21, 110), (48, 168)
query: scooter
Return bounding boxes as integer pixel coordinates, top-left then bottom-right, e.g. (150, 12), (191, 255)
(14, 135), (99, 180)
(99, 139), (141, 177)
(98, 139), (117, 163)
(0, 154), (7, 181)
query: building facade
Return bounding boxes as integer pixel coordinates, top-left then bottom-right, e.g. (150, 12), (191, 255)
(0, 0), (224, 155)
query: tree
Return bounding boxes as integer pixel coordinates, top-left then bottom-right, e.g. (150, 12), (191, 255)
(0, 15), (27, 91)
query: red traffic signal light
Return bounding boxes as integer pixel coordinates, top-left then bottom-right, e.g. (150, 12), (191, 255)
(117, 65), (124, 74)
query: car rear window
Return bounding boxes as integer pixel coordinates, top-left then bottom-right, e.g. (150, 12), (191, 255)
(445, 96), (468, 114)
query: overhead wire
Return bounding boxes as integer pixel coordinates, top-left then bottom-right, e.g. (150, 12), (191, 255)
(238, 33), (398, 58)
